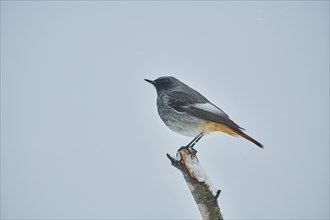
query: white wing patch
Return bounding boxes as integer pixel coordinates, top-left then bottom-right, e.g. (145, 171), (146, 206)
(186, 103), (228, 117)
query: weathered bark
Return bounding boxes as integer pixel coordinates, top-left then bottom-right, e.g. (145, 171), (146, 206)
(167, 147), (223, 220)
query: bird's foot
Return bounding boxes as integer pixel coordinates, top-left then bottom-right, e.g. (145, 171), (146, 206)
(178, 145), (197, 154)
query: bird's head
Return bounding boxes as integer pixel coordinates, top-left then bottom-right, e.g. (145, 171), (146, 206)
(145, 76), (180, 94)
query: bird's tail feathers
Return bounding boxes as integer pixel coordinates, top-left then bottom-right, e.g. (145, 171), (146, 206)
(203, 121), (263, 148)
(234, 129), (264, 148)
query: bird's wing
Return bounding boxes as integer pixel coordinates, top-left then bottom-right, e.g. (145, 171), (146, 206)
(168, 91), (243, 131)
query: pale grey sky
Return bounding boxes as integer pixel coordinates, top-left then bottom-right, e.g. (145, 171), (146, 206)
(1, 1), (329, 219)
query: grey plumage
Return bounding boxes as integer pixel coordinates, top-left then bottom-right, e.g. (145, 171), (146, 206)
(145, 76), (263, 148)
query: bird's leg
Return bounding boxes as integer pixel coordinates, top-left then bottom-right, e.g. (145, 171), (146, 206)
(188, 132), (204, 148)
(179, 132), (205, 152)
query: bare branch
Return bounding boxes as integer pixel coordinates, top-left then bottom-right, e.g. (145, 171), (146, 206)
(167, 147), (223, 220)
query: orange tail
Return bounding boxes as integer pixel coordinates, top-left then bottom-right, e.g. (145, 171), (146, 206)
(233, 129), (264, 148)
(203, 121), (264, 148)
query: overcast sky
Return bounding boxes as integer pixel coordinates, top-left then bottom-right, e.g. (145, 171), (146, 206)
(1, 1), (329, 219)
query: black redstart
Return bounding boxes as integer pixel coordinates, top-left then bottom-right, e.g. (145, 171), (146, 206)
(145, 76), (263, 148)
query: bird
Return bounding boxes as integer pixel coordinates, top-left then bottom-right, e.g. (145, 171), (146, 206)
(145, 76), (263, 148)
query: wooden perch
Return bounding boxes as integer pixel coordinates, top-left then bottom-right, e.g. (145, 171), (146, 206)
(167, 147), (223, 220)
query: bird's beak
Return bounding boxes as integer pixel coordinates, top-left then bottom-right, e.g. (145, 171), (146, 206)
(144, 79), (155, 85)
